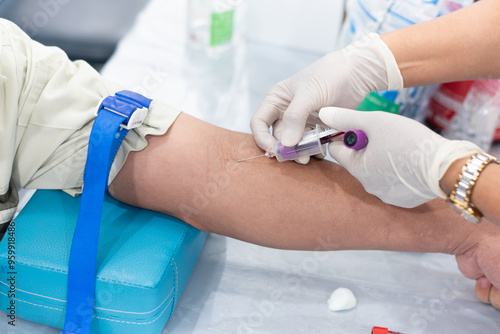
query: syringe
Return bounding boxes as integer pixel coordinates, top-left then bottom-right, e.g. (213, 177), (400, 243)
(236, 125), (367, 163)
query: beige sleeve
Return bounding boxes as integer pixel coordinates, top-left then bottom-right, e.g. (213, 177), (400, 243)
(0, 19), (181, 197)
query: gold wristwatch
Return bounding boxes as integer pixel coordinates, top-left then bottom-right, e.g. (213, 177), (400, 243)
(447, 152), (499, 223)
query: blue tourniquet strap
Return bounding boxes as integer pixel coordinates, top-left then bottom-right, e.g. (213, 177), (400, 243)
(60, 91), (152, 334)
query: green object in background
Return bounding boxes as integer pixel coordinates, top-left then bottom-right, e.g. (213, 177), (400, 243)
(210, 9), (234, 46)
(356, 92), (400, 114)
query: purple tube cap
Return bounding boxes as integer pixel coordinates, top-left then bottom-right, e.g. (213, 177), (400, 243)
(277, 142), (299, 160)
(343, 130), (367, 150)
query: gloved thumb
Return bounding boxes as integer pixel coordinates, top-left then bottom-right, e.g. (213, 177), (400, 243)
(318, 107), (368, 131)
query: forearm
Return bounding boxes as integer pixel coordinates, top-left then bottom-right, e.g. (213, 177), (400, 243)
(441, 157), (500, 226)
(110, 113), (483, 254)
(381, 0), (500, 87)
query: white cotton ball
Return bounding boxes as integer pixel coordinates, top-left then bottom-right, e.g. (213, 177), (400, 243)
(327, 287), (357, 311)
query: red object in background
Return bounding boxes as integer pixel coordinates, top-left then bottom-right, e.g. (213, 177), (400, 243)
(495, 124), (500, 141)
(426, 81), (474, 131)
(426, 80), (500, 141)
(371, 326), (406, 334)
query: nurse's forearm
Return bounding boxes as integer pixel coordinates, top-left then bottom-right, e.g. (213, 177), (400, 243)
(381, 0), (500, 87)
(109, 113), (486, 255)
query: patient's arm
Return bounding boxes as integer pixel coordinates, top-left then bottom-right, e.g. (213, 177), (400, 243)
(110, 113), (480, 252)
(109, 112), (500, 308)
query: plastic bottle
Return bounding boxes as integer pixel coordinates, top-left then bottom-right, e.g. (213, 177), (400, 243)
(187, 0), (242, 56)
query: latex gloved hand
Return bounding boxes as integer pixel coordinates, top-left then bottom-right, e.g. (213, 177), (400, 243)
(319, 107), (483, 208)
(251, 33), (403, 163)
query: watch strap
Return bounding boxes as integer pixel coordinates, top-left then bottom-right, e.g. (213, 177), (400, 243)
(447, 152), (499, 223)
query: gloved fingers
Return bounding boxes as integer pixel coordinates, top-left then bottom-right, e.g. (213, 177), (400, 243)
(319, 107), (370, 132)
(293, 124), (317, 164)
(250, 122), (277, 153)
(251, 105), (282, 152)
(271, 119), (285, 141)
(306, 110), (327, 127)
(251, 83), (293, 151)
(327, 139), (357, 167)
(276, 112), (326, 140)
(295, 155), (311, 164)
(280, 94), (319, 147)
(312, 152), (326, 161)
(276, 122), (317, 164)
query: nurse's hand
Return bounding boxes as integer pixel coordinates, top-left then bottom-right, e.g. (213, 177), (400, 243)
(455, 220), (500, 310)
(319, 107), (482, 208)
(251, 33), (403, 162)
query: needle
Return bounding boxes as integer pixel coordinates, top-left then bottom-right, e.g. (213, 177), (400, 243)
(235, 154), (267, 163)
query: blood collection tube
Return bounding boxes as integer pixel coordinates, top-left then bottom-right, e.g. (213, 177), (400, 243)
(271, 125), (339, 162)
(271, 125), (367, 162)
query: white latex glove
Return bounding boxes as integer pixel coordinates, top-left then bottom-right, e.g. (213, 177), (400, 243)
(251, 33), (403, 163)
(319, 107), (483, 208)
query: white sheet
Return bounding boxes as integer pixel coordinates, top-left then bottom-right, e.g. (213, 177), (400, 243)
(101, 1), (500, 333)
(1, 0), (499, 333)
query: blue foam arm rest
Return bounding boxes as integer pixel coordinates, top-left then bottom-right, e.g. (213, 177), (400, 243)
(0, 190), (207, 333)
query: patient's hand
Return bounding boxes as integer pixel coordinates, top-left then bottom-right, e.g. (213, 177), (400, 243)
(455, 220), (500, 310)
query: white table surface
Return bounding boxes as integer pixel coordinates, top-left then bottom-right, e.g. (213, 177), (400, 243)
(2, 0), (500, 333)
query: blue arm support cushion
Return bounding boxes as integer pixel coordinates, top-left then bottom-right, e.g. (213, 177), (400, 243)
(0, 190), (207, 333)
